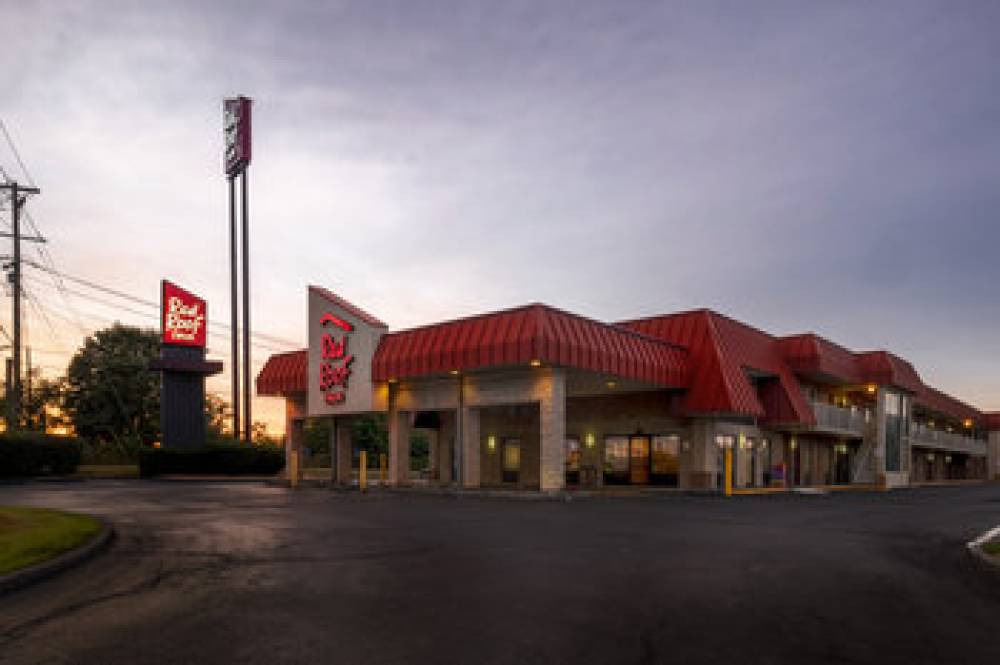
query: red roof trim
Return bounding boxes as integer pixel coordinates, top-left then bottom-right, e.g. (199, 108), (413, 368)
(309, 285), (388, 329)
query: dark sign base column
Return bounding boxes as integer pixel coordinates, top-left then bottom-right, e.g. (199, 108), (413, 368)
(151, 346), (223, 449)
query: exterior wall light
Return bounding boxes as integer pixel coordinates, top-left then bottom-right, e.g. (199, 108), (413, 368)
(606, 380), (617, 389)
(487, 435), (497, 453)
(866, 384), (877, 395)
(388, 378), (397, 384)
(529, 359), (542, 367)
(450, 369), (460, 376)
(584, 433), (595, 449)
(790, 436), (798, 451)
(963, 419), (973, 429)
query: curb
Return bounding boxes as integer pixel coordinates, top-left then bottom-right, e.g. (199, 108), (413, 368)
(966, 525), (1000, 570)
(0, 519), (115, 595)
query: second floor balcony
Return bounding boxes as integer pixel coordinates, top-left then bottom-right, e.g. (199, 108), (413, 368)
(910, 424), (986, 456)
(810, 401), (868, 437)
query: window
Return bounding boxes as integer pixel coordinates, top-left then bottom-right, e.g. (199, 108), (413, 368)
(604, 436), (629, 485)
(651, 435), (680, 485)
(565, 437), (581, 485)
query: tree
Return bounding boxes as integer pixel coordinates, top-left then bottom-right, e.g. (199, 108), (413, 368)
(63, 323), (161, 444)
(23, 376), (68, 433)
(303, 418), (331, 456)
(0, 371), (67, 433)
(205, 392), (231, 442)
(353, 414), (387, 466)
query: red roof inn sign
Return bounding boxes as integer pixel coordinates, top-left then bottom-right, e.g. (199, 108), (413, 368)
(223, 96), (252, 176)
(162, 281), (207, 348)
(308, 286), (387, 416)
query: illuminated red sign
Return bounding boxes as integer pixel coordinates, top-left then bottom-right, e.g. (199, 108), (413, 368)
(318, 312), (354, 405)
(162, 281), (207, 348)
(224, 96), (252, 176)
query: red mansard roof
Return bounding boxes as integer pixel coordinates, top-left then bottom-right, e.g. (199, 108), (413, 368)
(777, 334), (864, 384)
(854, 351), (923, 394)
(256, 349), (307, 396)
(256, 300), (995, 430)
(619, 310), (814, 425)
(913, 385), (979, 423)
(371, 303), (689, 386)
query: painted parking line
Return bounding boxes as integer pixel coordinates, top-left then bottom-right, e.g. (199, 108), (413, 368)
(967, 525), (1000, 550)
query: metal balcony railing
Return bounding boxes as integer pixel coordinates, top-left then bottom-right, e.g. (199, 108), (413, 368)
(810, 401), (868, 436)
(910, 424), (986, 456)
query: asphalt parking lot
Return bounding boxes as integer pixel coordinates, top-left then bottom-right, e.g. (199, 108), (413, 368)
(1, 481), (998, 665)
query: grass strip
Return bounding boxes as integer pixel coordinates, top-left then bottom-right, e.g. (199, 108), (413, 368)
(0, 506), (102, 576)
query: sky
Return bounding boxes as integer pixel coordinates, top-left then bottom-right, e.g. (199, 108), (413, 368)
(1, 0), (999, 434)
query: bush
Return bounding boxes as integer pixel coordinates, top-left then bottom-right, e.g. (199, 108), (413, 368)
(138, 444), (285, 478)
(0, 432), (83, 478)
(80, 435), (143, 465)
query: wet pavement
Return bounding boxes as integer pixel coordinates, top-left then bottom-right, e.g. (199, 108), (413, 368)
(1, 480), (999, 664)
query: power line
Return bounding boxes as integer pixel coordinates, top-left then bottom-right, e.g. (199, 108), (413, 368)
(19, 259), (301, 349)
(0, 119), (36, 187)
(21, 272), (294, 355)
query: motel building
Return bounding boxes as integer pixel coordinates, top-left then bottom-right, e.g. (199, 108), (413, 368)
(256, 286), (1000, 493)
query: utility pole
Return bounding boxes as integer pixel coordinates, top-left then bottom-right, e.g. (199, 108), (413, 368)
(0, 181), (40, 432)
(25, 345), (31, 425)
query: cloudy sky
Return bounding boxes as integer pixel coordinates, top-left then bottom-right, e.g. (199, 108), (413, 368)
(1, 0), (999, 431)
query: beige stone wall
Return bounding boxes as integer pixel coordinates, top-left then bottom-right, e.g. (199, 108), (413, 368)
(479, 405), (541, 488)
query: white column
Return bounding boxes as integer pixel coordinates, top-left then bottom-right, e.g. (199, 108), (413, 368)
(539, 367), (566, 492)
(461, 405), (480, 488)
(439, 411), (455, 484)
(388, 408), (411, 486)
(284, 396), (306, 482)
(988, 431), (1000, 481)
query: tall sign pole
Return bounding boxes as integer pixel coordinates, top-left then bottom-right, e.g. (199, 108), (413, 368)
(224, 96), (252, 443)
(241, 150), (251, 443)
(228, 171), (239, 439)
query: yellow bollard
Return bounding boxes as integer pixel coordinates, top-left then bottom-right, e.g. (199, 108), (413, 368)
(379, 453), (387, 484)
(359, 450), (367, 492)
(724, 447), (733, 497)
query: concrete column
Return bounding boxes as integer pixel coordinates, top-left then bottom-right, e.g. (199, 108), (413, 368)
(329, 418), (337, 483)
(388, 409), (411, 486)
(461, 405), (480, 488)
(874, 387), (887, 485)
(539, 368), (566, 492)
(335, 419), (353, 485)
(283, 395), (306, 481)
(288, 418), (304, 486)
(989, 431), (1000, 481)
(439, 411), (454, 485)
(426, 428), (439, 481)
(686, 419), (716, 489)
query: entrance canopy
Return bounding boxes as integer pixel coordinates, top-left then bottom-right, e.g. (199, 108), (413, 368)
(372, 303), (689, 387)
(257, 301), (690, 398)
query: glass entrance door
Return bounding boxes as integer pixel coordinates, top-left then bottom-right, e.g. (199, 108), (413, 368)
(650, 435), (680, 486)
(629, 436), (650, 485)
(834, 444), (850, 484)
(502, 439), (520, 484)
(565, 437), (581, 485)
